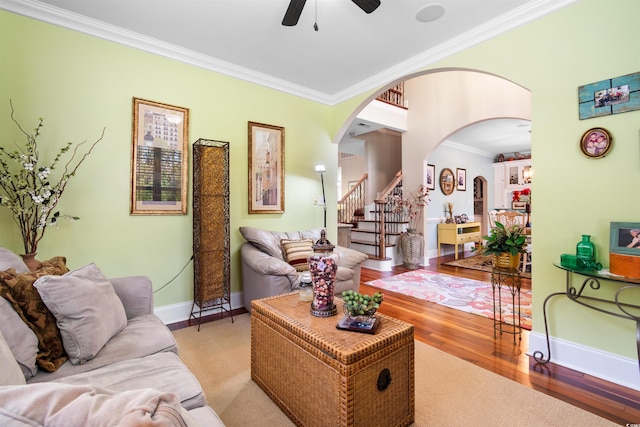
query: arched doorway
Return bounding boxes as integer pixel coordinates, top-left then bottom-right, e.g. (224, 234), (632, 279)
(337, 69), (531, 266)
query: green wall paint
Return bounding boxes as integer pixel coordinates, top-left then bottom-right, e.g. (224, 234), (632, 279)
(2, 0), (639, 362)
(333, 0), (640, 359)
(0, 10), (335, 308)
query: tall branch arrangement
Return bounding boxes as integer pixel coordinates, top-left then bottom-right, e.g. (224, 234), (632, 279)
(0, 101), (105, 254)
(392, 184), (430, 231)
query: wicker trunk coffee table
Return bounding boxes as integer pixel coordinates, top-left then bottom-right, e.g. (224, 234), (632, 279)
(251, 292), (415, 427)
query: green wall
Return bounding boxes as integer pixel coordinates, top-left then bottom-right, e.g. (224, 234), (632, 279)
(335, 0), (640, 360)
(1, 0), (639, 365)
(0, 10), (336, 308)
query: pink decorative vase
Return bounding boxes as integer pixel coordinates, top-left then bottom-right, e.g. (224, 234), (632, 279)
(20, 253), (41, 271)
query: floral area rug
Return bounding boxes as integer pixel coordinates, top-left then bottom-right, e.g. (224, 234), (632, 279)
(444, 254), (531, 279)
(366, 269), (531, 330)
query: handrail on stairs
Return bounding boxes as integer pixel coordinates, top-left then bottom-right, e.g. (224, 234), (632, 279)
(338, 173), (367, 225)
(372, 171), (403, 260)
(337, 171), (406, 263)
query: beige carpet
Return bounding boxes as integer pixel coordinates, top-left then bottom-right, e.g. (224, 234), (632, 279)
(173, 314), (614, 427)
(444, 254), (532, 279)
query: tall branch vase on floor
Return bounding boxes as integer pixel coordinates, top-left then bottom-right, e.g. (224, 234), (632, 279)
(400, 229), (424, 269)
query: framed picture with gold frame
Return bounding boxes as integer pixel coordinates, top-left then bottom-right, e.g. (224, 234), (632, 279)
(580, 127), (612, 159)
(130, 98), (189, 215)
(248, 121), (285, 214)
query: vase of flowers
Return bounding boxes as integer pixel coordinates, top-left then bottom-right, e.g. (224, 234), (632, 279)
(512, 188), (531, 226)
(0, 102), (104, 266)
(392, 184), (430, 269)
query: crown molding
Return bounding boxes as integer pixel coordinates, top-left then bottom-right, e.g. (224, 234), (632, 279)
(441, 140), (495, 159)
(0, 0), (335, 104)
(1, 0), (579, 106)
(331, 0), (580, 104)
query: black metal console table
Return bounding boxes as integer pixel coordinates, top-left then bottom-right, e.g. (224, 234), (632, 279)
(533, 263), (640, 366)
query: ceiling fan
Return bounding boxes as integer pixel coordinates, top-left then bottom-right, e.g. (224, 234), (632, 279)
(282, 0), (381, 27)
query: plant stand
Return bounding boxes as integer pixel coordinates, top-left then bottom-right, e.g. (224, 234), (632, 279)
(491, 267), (522, 345)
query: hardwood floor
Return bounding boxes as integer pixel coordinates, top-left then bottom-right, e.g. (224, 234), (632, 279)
(361, 252), (640, 425)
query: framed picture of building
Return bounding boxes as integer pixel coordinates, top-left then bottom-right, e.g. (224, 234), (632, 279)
(130, 98), (189, 215)
(248, 121), (285, 214)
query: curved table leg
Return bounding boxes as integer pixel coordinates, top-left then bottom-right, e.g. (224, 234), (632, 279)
(637, 321), (640, 371)
(533, 291), (565, 364)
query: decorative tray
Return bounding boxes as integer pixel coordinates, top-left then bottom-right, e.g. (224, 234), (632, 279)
(336, 315), (381, 334)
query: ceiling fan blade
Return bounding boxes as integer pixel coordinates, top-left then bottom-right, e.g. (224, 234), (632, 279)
(282, 0), (307, 26)
(351, 0), (381, 14)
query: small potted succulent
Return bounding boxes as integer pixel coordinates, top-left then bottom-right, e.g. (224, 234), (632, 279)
(483, 221), (528, 269)
(341, 290), (383, 321)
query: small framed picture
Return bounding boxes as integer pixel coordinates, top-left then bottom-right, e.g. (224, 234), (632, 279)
(512, 201), (527, 210)
(580, 127), (612, 159)
(454, 215), (462, 224)
(456, 168), (466, 191)
(425, 163), (435, 191)
(610, 222), (640, 256)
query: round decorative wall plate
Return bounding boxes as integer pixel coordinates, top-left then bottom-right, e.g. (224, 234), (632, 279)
(580, 127), (612, 159)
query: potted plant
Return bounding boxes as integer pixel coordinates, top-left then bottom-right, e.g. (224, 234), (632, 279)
(483, 221), (528, 269)
(341, 290), (383, 321)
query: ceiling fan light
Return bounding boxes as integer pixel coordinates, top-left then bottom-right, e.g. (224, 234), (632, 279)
(416, 3), (445, 23)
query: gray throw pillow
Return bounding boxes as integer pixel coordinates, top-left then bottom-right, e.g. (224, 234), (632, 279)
(0, 296), (39, 378)
(0, 328), (26, 386)
(0, 248), (29, 273)
(34, 263), (127, 365)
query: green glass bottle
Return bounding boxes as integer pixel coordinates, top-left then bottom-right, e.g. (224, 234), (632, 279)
(576, 257), (603, 271)
(576, 234), (596, 261)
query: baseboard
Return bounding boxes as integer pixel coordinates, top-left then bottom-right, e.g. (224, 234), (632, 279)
(528, 331), (640, 391)
(154, 291), (243, 325)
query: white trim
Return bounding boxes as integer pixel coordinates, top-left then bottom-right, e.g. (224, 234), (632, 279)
(330, 0), (580, 104)
(153, 291), (243, 325)
(0, 0), (580, 106)
(528, 331), (640, 391)
(441, 140), (495, 159)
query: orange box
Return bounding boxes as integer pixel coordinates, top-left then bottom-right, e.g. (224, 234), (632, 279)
(610, 253), (640, 279)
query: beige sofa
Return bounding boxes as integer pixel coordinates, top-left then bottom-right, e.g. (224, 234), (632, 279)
(239, 227), (369, 310)
(0, 248), (224, 426)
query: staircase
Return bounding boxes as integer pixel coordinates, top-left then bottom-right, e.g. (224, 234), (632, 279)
(350, 211), (407, 271)
(342, 171), (408, 271)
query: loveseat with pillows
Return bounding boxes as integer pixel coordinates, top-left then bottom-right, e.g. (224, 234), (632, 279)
(0, 247), (224, 426)
(239, 227), (369, 310)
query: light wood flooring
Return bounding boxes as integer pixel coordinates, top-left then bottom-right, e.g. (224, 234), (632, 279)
(173, 251), (640, 425)
(359, 251), (640, 426)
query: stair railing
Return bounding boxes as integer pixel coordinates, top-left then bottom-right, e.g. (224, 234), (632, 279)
(373, 171), (404, 259)
(338, 173), (367, 225)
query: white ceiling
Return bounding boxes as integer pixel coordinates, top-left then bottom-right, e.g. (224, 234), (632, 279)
(3, 0), (577, 105)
